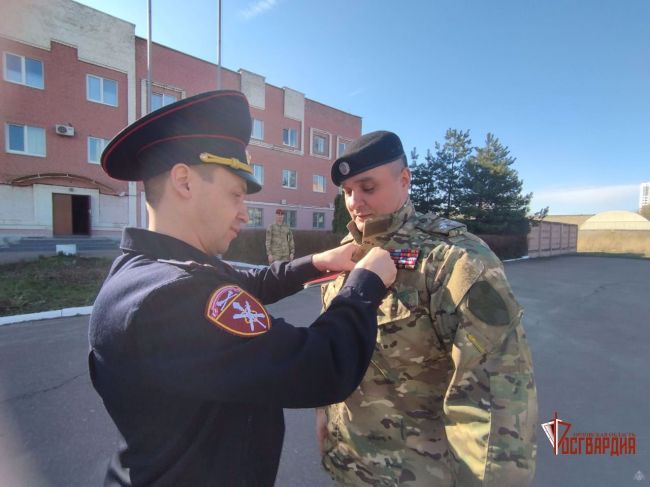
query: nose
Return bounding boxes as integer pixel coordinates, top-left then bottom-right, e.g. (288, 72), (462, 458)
(238, 202), (249, 224)
(346, 190), (364, 212)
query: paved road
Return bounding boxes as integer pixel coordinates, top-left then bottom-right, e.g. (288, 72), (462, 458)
(0, 255), (648, 486)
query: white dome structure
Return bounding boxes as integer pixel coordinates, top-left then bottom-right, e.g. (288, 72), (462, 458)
(581, 211), (650, 231)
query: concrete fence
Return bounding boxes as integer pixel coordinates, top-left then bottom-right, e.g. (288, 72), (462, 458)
(527, 221), (578, 258)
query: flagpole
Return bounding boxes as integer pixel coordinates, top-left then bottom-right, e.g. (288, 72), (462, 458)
(217, 0), (222, 89)
(146, 0), (152, 114)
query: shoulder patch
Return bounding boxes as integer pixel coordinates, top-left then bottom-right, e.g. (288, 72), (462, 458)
(415, 214), (466, 236)
(205, 285), (271, 337)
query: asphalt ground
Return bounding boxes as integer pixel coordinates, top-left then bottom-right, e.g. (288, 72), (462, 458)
(0, 255), (648, 486)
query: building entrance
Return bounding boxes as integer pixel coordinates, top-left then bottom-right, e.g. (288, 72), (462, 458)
(52, 193), (91, 236)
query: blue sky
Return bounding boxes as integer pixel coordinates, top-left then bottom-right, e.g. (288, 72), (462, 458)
(76, 0), (649, 215)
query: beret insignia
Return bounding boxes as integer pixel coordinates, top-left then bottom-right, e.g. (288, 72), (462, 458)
(339, 161), (350, 176)
(205, 285), (271, 337)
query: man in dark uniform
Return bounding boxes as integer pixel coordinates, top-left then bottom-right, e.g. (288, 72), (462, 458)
(88, 90), (397, 486)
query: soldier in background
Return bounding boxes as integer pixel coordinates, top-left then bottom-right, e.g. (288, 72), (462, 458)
(266, 208), (295, 263)
(317, 130), (538, 486)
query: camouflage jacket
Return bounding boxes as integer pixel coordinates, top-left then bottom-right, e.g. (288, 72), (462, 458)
(321, 201), (537, 487)
(265, 223), (295, 260)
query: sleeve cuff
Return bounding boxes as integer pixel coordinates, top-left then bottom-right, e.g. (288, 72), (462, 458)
(341, 268), (387, 307)
(287, 255), (323, 282)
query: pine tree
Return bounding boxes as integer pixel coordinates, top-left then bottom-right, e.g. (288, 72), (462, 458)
(458, 133), (532, 235)
(409, 147), (444, 213)
(331, 193), (350, 234)
(432, 129), (472, 218)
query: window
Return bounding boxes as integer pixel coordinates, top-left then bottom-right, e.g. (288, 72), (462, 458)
(283, 128), (298, 147)
(151, 92), (177, 111)
(88, 137), (110, 164)
(247, 207), (263, 227)
(282, 169), (297, 189)
(87, 74), (118, 106)
(284, 210), (297, 228)
(4, 53), (43, 89)
(312, 175), (326, 193)
(313, 212), (325, 229)
(312, 131), (330, 157)
(337, 138), (351, 157)
(251, 119), (264, 140)
(252, 164), (264, 185)
(6, 123), (45, 156)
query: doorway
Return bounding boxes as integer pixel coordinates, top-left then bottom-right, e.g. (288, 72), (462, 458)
(52, 193), (90, 236)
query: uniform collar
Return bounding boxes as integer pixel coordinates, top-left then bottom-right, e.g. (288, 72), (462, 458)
(120, 227), (218, 265)
(346, 199), (415, 246)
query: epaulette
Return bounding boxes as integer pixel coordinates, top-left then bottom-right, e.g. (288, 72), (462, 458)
(414, 213), (467, 236)
(157, 258), (218, 273)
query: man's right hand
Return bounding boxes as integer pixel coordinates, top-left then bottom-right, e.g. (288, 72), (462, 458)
(354, 247), (396, 288)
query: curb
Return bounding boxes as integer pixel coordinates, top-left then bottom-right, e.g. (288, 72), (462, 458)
(0, 306), (93, 327)
(0, 260), (265, 327)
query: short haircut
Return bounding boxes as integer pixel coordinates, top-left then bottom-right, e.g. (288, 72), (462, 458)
(144, 164), (216, 208)
(389, 156), (408, 178)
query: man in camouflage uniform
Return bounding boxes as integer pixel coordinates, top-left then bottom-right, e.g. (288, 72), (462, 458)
(266, 208), (295, 263)
(317, 131), (537, 486)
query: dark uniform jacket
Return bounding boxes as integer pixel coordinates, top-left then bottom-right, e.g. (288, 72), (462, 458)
(88, 228), (385, 487)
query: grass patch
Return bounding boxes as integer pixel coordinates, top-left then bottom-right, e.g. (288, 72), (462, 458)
(0, 255), (113, 317)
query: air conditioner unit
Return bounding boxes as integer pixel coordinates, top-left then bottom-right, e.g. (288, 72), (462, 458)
(280, 199), (287, 205)
(55, 124), (75, 136)
(329, 203), (334, 209)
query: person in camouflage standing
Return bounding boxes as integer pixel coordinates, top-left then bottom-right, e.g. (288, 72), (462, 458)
(266, 208), (295, 263)
(316, 130), (537, 486)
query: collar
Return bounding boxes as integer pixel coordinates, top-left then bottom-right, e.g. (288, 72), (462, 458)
(120, 227), (218, 265)
(346, 199), (415, 246)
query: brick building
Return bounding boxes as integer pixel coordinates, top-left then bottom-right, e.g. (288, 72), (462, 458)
(0, 0), (360, 240)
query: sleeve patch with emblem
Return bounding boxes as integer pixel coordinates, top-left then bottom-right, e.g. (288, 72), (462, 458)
(205, 285), (271, 337)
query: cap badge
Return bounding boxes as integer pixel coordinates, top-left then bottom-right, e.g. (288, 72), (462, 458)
(339, 161), (350, 175)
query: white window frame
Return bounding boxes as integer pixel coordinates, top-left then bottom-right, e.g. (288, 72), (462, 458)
(283, 127), (298, 148)
(310, 129), (331, 159)
(251, 119), (264, 140)
(88, 136), (110, 164)
(312, 174), (326, 193)
(337, 136), (352, 158)
(247, 207), (264, 227)
(86, 74), (118, 106)
(5, 123), (46, 157)
(151, 91), (177, 111)
(252, 163), (264, 185)
(313, 212), (325, 229)
(3, 52), (44, 89)
(282, 169), (297, 189)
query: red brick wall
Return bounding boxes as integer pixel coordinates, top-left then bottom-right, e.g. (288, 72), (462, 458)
(0, 39), (128, 194)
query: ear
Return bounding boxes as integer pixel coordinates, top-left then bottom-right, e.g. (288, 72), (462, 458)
(168, 163), (193, 200)
(400, 166), (412, 189)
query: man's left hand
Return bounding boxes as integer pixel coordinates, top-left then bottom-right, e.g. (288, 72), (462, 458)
(312, 243), (356, 273)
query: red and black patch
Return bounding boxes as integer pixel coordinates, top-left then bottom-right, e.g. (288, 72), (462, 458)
(205, 285), (271, 337)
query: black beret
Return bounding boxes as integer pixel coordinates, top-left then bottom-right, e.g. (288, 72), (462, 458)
(101, 90), (261, 194)
(331, 130), (405, 186)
